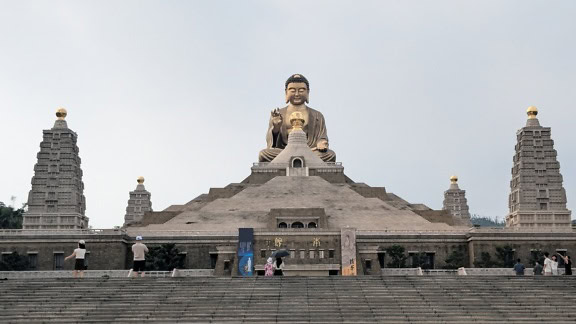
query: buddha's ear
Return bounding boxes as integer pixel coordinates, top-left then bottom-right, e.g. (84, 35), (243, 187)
(285, 90), (289, 103)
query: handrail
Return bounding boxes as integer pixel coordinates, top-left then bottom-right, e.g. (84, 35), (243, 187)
(0, 269), (214, 279)
(0, 228), (126, 235)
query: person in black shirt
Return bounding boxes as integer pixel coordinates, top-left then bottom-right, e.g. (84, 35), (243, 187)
(558, 254), (572, 275)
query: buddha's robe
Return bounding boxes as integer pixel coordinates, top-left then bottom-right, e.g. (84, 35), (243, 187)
(258, 106), (336, 162)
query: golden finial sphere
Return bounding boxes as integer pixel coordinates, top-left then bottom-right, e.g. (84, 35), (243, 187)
(137, 176), (145, 184)
(56, 107), (67, 120)
(527, 106), (538, 119)
(289, 111), (305, 130)
(450, 175), (458, 183)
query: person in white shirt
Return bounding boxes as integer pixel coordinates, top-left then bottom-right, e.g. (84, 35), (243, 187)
(65, 240), (87, 278)
(543, 252), (553, 276)
(551, 255), (559, 275)
(132, 236), (149, 278)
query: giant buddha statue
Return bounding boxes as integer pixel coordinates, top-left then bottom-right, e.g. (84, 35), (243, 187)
(258, 74), (336, 162)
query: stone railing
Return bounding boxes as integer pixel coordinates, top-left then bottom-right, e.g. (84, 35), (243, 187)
(381, 267), (573, 276)
(469, 227), (575, 234)
(421, 269), (459, 276)
(0, 269), (214, 279)
(0, 228), (126, 235)
(381, 268), (422, 276)
(252, 162), (343, 167)
(126, 230), (236, 237)
(358, 229), (470, 235)
(172, 269), (215, 277)
(0, 270), (130, 279)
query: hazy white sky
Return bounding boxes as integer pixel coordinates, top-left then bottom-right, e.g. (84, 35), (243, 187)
(1, 1), (575, 228)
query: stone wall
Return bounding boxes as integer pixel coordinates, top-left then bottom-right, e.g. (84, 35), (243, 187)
(253, 233), (341, 269)
(0, 233), (127, 270)
(468, 230), (576, 266)
(1, 229), (575, 274)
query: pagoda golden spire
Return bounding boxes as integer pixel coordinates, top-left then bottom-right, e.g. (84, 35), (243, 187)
(450, 175), (458, 184)
(56, 107), (67, 120)
(137, 176), (145, 184)
(289, 111), (305, 130)
(527, 106), (538, 119)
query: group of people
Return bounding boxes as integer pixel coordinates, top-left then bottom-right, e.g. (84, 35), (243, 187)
(65, 236), (149, 278)
(64, 238), (571, 278)
(513, 252), (572, 276)
(264, 257), (284, 276)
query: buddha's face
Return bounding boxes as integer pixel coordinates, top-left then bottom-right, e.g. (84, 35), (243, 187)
(285, 82), (309, 105)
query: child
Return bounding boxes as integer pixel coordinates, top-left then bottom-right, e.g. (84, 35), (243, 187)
(264, 257), (274, 276)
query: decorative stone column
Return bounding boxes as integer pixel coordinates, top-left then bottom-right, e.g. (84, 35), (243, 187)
(506, 106), (571, 228)
(23, 108), (88, 229)
(442, 175), (471, 221)
(124, 176), (153, 226)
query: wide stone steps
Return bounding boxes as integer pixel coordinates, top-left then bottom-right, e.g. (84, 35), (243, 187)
(1, 276), (576, 323)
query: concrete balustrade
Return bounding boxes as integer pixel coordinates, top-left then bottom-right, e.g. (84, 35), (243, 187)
(0, 269), (214, 279)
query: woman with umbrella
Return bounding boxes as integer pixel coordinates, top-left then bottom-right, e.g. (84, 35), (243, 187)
(272, 249), (289, 276)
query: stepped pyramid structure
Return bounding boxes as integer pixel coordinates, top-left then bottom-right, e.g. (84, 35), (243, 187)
(22, 108), (88, 229)
(506, 106), (571, 228)
(124, 176), (153, 226)
(442, 175), (471, 221)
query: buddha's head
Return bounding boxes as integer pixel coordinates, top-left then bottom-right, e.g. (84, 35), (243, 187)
(285, 74), (309, 105)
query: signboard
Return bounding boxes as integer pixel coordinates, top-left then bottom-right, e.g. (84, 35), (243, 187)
(237, 228), (254, 277)
(341, 228), (357, 276)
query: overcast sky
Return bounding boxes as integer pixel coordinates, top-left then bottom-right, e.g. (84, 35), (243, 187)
(1, 1), (575, 228)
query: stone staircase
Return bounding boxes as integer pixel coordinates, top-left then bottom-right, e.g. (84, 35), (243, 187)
(1, 276), (576, 323)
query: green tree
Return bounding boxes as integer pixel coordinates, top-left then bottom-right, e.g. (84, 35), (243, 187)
(385, 245), (407, 268)
(528, 249), (544, 267)
(0, 251), (30, 271)
(474, 252), (497, 268)
(444, 250), (466, 269)
(495, 245), (515, 267)
(146, 243), (186, 271)
(470, 215), (505, 227)
(0, 202), (26, 229)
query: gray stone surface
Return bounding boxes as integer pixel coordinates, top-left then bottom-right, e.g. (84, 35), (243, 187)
(506, 109), (572, 228)
(132, 175), (461, 233)
(22, 113), (88, 229)
(2, 277), (576, 323)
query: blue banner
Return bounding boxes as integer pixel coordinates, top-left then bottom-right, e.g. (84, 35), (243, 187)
(237, 228), (254, 276)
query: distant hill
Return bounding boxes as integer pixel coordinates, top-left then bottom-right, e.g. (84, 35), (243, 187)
(470, 215), (505, 227)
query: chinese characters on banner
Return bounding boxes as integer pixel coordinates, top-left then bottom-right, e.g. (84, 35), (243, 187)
(341, 228), (357, 276)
